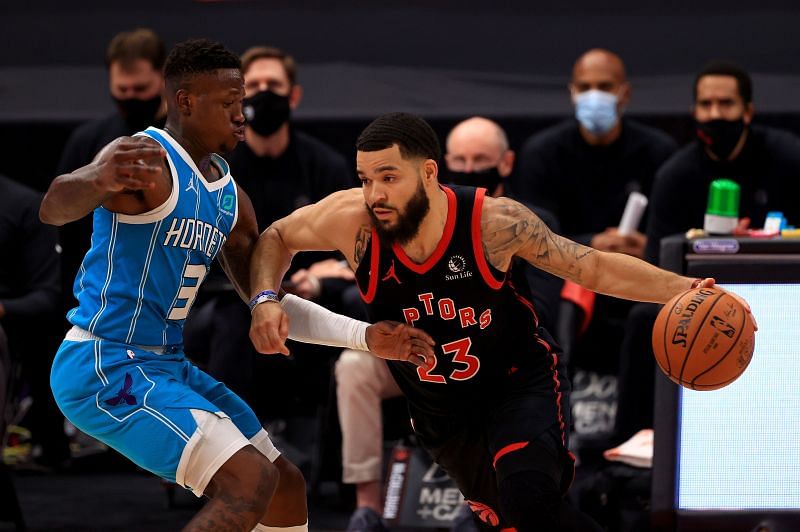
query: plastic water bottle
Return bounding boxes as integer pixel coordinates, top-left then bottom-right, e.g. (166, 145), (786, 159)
(704, 179), (740, 235)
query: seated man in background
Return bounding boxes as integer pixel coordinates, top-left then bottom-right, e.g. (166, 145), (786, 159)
(56, 28), (167, 317)
(615, 62), (800, 442)
(646, 61), (800, 264)
(510, 48), (676, 257)
(0, 172), (62, 529)
(185, 45), (355, 416)
(336, 116), (563, 532)
(0, 173), (66, 470)
(508, 49), (676, 458)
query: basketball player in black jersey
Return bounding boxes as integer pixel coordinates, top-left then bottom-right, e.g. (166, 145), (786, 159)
(248, 113), (743, 531)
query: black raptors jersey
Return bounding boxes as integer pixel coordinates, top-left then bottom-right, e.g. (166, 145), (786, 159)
(355, 186), (559, 418)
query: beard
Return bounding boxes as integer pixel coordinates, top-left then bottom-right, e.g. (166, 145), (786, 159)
(367, 179), (430, 246)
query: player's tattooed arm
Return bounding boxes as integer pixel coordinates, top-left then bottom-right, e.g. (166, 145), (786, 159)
(481, 196), (600, 288)
(481, 196), (699, 303)
(353, 225), (372, 267)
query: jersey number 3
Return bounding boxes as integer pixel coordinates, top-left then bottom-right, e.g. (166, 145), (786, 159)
(417, 337), (480, 383)
(167, 263), (207, 321)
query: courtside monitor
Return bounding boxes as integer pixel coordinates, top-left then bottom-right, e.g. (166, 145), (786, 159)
(652, 236), (800, 531)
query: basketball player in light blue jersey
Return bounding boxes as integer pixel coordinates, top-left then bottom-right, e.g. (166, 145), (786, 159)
(40, 39), (434, 532)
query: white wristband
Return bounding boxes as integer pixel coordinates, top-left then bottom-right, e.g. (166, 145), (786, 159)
(280, 293), (369, 351)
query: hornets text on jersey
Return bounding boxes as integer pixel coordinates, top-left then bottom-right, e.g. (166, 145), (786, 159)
(67, 127), (239, 347)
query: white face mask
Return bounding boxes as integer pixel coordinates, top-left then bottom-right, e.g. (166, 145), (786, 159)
(574, 89), (619, 135)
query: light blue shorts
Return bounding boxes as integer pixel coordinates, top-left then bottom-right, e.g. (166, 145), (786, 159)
(50, 329), (275, 495)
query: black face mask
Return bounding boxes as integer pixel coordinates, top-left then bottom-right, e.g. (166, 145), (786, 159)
(444, 167), (503, 195)
(113, 94), (162, 130)
(243, 90), (291, 136)
(696, 119), (747, 160)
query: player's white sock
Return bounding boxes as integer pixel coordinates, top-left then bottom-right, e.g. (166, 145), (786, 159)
(253, 521), (308, 532)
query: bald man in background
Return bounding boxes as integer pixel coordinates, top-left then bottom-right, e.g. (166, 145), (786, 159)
(443, 116), (514, 196)
(510, 48), (676, 255)
(508, 49), (676, 462)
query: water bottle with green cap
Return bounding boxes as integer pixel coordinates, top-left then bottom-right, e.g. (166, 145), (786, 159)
(704, 179), (740, 234)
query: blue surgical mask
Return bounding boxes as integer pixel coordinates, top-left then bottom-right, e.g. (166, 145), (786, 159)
(574, 89), (619, 135)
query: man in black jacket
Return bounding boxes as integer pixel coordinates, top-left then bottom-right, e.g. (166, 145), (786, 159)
(616, 62), (800, 443)
(184, 46), (355, 413)
(509, 49), (677, 458)
(0, 173), (64, 475)
(56, 28), (167, 315)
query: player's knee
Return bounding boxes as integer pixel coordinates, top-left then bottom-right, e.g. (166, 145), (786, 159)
(210, 446), (279, 514)
(274, 456), (307, 504)
(499, 470), (561, 531)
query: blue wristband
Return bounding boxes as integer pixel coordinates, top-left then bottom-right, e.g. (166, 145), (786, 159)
(249, 290), (280, 312)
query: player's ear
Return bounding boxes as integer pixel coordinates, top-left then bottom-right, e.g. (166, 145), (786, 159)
(422, 159), (438, 182)
(175, 89), (192, 117)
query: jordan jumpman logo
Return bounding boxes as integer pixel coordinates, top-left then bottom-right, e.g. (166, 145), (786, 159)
(382, 260), (402, 284)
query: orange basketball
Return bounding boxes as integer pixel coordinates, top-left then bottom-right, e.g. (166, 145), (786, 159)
(652, 287), (756, 391)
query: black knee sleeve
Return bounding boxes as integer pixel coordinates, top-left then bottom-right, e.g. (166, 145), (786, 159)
(499, 470), (561, 532)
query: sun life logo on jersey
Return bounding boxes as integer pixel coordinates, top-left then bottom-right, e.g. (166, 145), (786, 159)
(445, 255), (473, 281)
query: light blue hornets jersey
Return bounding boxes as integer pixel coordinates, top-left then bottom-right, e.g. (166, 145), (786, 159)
(68, 127), (239, 347)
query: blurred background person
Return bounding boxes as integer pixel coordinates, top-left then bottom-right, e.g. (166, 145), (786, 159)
(0, 170), (64, 516)
(508, 49), (677, 462)
(55, 28), (167, 320)
(615, 62), (800, 443)
(183, 46), (356, 462)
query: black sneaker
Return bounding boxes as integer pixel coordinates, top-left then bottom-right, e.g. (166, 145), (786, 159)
(346, 507), (388, 532)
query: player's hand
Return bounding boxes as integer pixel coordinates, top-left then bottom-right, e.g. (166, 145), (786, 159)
(366, 321), (436, 369)
(250, 302), (291, 355)
(94, 137), (165, 194)
(694, 278), (758, 331)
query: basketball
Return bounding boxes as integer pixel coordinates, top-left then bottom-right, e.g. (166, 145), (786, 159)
(652, 287), (756, 391)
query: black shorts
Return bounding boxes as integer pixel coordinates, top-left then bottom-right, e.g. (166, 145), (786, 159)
(410, 364), (574, 529)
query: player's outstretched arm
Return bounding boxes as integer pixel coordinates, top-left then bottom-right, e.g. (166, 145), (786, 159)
(278, 294), (435, 367)
(40, 136), (166, 226)
(481, 196), (698, 304)
(249, 188), (368, 354)
(248, 188), (436, 363)
(249, 188), (365, 296)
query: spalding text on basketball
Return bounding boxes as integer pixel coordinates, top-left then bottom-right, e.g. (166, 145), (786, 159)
(671, 289), (716, 347)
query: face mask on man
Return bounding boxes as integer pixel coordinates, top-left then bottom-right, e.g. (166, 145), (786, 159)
(445, 167), (503, 194)
(695, 118), (747, 160)
(243, 90), (291, 136)
(113, 94), (162, 129)
(574, 89), (619, 136)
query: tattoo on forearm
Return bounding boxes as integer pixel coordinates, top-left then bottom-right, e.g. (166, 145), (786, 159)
(482, 199), (596, 282)
(354, 225), (372, 266)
